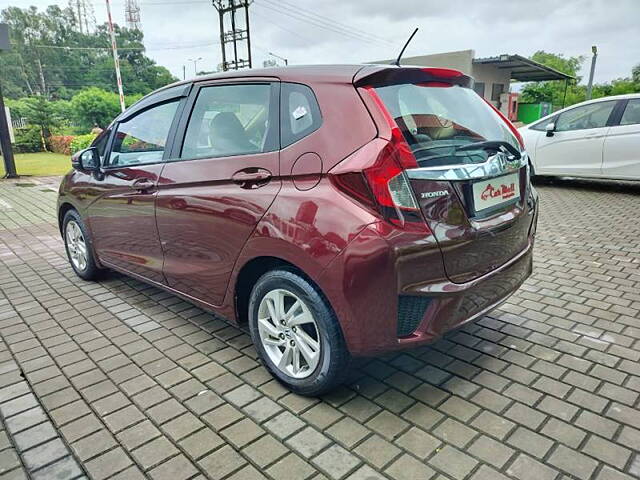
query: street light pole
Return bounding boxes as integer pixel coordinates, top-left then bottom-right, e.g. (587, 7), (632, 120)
(586, 45), (597, 100)
(188, 57), (203, 76)
(268, 52), (288, 66)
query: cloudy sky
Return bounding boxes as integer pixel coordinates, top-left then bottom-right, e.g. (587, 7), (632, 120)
(4, 0), (640, 84)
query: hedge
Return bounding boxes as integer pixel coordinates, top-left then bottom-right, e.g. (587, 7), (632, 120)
(48, 135), (75, 155)
(70, 134), (97, 154)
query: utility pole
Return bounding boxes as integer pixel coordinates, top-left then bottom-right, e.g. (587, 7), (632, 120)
(586, 45), (597, 100)
(212, 1), (252, 71)
(0, 23), (17, 178)
(182, 65), (186, 80)
(105, 0), (126, 112)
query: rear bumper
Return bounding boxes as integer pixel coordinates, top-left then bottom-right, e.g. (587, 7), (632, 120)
(318, 218), (535, 357)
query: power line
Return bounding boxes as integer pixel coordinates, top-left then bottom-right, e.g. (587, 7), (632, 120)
(17, 41), (218, 51)
(263, 0), (393, 45)
(253, 0), (390, 47)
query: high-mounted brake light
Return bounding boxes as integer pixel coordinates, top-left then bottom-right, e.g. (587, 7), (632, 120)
(421, 67), (463, 78)
(483, 98), (525, 150)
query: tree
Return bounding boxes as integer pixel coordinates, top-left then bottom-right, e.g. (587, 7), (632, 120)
(0, 5), (177, 99)
(70, 87), (122, 130)
(23, 94), (60, 148)
(632, 64), (640, 84)
(70, 87), (141, 130)
(520, 51), (584, 108)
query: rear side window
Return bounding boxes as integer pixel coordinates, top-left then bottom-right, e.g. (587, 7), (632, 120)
(181, 83), (277, 159)
(107, 100), (179, 167)
(374, 83), (518, 165)
(620, 99), (640, 125)
(281, 83), (321, 148)
(555, 101), (616, 131)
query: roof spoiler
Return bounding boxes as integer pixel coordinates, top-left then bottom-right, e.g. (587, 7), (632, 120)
(354, 66), (473, 89)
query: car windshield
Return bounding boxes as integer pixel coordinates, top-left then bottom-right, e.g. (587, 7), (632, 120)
(374, 83), (519, 166)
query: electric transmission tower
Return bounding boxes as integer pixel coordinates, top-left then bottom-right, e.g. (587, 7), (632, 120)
(69, 0), (95, 34)
(212, 0), (252, 71)
(125, 0), (142, 31)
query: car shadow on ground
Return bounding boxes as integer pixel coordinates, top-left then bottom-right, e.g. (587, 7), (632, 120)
(533, 176), (640, 195)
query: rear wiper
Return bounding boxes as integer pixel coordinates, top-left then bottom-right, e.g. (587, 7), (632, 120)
(454, 141), (521, 160)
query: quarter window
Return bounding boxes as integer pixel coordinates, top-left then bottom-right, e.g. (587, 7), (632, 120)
(181, 83), (276, 160)
(530, 115), (557, 131)
(281, 83), (321, 147)
(620, 99), (640, 126)
(107, 100), (179, 167)
(555, 101), (616, 132)
(92, 128), (111, 163)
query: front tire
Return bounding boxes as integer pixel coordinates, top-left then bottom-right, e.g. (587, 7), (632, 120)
(248, 269), (349, 396)
(63, 210), (102, 281)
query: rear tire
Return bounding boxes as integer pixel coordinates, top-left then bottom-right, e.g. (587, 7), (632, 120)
(248, 269), (349, 396)
(62, 210), (102, 281)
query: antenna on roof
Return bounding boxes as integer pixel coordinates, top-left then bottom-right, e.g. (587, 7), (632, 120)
(394, 27), (418, 67)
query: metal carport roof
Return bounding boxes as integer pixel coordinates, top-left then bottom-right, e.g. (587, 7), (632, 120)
(473, 54), (574, 81)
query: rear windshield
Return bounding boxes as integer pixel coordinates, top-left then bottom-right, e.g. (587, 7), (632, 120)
(374, 83), (519, 166)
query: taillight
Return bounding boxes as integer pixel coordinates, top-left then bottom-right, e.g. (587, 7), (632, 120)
(329, 87), (428, 233)
(483, 98), (525, 150)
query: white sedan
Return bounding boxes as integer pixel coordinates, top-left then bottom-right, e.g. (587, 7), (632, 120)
(519, 93), (640, 180)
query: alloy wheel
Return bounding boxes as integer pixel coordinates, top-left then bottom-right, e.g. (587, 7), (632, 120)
(257, 288), (321, 379)
(66, 220), (88, 272)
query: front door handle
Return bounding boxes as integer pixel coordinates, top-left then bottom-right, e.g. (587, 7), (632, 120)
(232, 168), (272, 188)
(132, 178), (155, 192)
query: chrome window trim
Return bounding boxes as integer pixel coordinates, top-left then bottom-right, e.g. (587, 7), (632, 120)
(406, 152), (528, 181)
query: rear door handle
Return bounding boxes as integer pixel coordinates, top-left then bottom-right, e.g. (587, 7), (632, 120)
(232, 168), (272, 188)
(132, 178), (155, 192)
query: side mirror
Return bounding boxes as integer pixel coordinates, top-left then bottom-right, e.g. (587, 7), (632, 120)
(72, 147), (100, 172)
(545, 122), (556, 137)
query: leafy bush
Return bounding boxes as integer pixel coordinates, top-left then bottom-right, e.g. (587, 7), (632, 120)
(13, 125), (43, 153)
(70, 134), (97, 153)
(48, 135), (75, 155)
(71, 88), (122, 131)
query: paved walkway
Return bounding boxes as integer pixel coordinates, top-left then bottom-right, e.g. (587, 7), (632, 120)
(0, 176), (639, 480)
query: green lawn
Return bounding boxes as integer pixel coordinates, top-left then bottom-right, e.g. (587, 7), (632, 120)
(0, 151), (72, 177)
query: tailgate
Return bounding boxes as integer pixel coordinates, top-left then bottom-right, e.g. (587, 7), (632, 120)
(407, 155), (533, 283)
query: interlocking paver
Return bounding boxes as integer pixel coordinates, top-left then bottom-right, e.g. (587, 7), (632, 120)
(1, 177), (640, 480)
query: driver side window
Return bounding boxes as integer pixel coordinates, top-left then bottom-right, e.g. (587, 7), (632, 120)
(106, 100), (179, 167)
(555, 101), (615, 132)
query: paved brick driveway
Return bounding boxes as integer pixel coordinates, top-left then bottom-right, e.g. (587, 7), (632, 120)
(0, 176), (639, 480)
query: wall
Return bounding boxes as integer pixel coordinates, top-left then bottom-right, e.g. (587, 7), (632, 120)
(471, 62), (512, 105)
(368, 49), (475, 75)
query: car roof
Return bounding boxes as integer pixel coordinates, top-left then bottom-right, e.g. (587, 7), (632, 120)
(121, 64), (469, 122)
(165, 64), (370, 88)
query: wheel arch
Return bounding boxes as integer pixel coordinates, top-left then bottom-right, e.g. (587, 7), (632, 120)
(58, 202), (77, 234)
(234, 256), (311, 326)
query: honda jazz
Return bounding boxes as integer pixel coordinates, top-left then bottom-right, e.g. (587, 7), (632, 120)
(58, 64), (538, 395)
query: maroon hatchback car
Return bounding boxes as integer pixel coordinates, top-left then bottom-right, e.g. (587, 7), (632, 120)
(58, 65), (538, 395)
